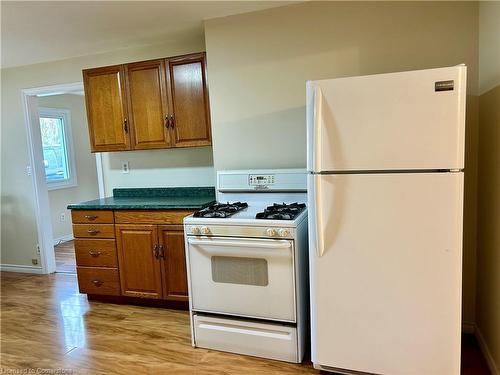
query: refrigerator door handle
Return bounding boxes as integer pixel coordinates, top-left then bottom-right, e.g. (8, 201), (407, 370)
(313, 87), (323, 172)
(307, 83), (323, 172)
(313, 174), (325, 257)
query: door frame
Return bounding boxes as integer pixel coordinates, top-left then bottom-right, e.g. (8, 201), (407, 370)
(21, 82), (106, 274)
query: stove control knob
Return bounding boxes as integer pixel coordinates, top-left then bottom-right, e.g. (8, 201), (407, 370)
(266, 228), (278, 237)
(279, 228), (290, 237)
(190, 226), (201, 235)
(201, 226), (211, 235)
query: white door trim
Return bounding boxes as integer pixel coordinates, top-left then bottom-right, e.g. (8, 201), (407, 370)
(22, 93), (56, 274)
(95, 153), (106, 198)
(19, 81), (102, 274)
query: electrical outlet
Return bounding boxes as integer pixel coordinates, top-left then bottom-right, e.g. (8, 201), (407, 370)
(122, 161), (130, 174)
(36, 245), (40, 255)
(60, 213), (66, 222)
(32, 259), (38, 265)
(26, 165), (32, 176)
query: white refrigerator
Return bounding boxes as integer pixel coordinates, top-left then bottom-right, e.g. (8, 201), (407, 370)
(307, 66), (466, 374)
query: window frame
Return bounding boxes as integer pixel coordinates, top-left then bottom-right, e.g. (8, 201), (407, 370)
(38, 107), (77, 190)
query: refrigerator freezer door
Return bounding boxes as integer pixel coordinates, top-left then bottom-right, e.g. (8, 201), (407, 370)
(308, 172), (464, 374)
(306, 66), (466, 172)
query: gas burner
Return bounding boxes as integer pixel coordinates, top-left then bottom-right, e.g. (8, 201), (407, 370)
(193, 202), (248, 218)
(256, 202), (306, 220)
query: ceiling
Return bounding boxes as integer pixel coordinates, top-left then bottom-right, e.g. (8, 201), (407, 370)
(1, 1), (296, 68)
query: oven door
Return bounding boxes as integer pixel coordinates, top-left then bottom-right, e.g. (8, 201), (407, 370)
(187, 236), (296, 322)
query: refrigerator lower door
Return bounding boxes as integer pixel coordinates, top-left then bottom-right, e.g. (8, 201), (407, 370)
(308, 172), (464, 375)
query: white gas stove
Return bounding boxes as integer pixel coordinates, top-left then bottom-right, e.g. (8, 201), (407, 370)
(184, 169), (308, 363)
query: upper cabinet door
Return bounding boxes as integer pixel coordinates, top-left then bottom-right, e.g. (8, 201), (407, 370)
(125, 60), (171, 149)
(83, 66), (130, 152)
(167, 53), (212, 148)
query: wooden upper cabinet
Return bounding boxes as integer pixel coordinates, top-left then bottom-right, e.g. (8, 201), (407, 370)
(166, 53), (212, 148)
(83, 65), (130, 152)
(158, 225), (189, 301)
(115, 224), (163, 299)
(125, 60), (171, 149)
(82, 52), (212, 152)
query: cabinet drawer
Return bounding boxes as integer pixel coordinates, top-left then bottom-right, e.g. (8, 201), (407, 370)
(77, 267), (120, 296)
(75, 239), (117, 267)
(73, 224), (115, 238)
(72, 210), (114, 224)
(115, 210), (194, 224)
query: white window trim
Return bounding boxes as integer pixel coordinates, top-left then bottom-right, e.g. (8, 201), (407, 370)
(38, 107), (78, 190)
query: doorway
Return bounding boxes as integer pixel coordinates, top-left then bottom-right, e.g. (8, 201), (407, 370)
(22, 83), (105, 274)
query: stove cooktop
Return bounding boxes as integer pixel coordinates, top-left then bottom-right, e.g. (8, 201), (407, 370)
(255, 203), (307, 220)
(193, 202), (248, 218)
(192, 201), (306, 221)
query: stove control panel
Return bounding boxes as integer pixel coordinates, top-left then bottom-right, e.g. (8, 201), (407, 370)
(266, 228), (278, 236)
(249, 174), (275, 188)
(186, 225), (296, 239)
(266, 228), (291, 237)
(189, 226), (201, 235)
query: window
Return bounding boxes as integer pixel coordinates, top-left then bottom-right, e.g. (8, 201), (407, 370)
(39, 107), (77, 190)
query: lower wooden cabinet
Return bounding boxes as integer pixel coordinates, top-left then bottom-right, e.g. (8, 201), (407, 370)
(77, 267), (121, 296)
(115, 224), (189, 301)
(159, 225), (189, 301)
(115, 224), (163, 299)
(72, 209), (190, 306)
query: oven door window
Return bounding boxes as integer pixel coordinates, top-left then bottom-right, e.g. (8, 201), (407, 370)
(211, 256), (268, 286)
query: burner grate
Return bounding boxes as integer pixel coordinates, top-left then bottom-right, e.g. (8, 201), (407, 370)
(256, 202), (306, 220)
(193, 202), (248, 218)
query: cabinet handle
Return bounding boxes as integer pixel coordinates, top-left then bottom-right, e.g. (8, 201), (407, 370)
(88, 250), (101, 257)
(84, 215), (98, 221)
(153, 244), (159, 259)
(87, 229), (100, 235)
(170, 114), (175, 129)
(124, 118), (128, 133)
(92, 280), (104, 287)
(165, 115), (170, 129)
(159, 244), (165, 259)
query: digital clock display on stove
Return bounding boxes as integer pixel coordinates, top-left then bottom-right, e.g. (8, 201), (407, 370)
(249, 174), (275, 186)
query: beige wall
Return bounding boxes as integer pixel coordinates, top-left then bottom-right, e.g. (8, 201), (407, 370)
(0, 36), (214, 267)
(479, 2), (500, 94)
(101, 147), (214, 197)
(476, 84), (500, 374)
(205, 1), (479, 324)
(476, 2), (500, 373)
(37, 94), (99, 241)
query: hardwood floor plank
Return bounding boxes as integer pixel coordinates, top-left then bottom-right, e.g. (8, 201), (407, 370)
(0, 272), (490, 374)
(54, 240), (77, 273)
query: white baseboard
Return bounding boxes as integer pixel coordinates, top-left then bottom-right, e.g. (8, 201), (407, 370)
(476, 326), (500, 375)
(0, 264), (44, 274)
(462, 321), (476, 334)
(53, 234), (74, 246)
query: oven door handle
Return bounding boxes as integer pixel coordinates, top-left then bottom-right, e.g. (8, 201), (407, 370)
(187, 238), (291, 249)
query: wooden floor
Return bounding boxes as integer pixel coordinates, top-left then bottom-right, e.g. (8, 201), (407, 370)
(0, 272), (490, 375)
(54, 240), (76, 274)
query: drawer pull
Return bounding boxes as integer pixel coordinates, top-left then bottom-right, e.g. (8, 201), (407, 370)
(87, 229), (100, 235)
(84, 215), (98, 221)
(88, 250), (102, 257)
(92, 280), (104, 287)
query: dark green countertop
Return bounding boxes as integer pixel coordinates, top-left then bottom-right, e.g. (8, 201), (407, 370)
(67, 187), (216, 210)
